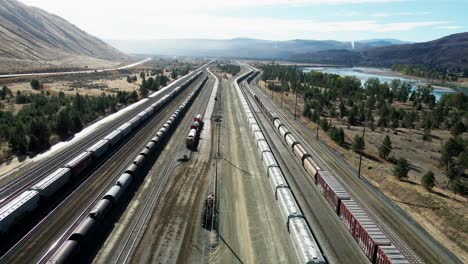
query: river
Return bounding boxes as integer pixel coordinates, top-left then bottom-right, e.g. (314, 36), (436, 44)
(302, 66), (456, 100)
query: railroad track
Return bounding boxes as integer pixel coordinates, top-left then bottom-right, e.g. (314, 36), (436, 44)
(0, 77), (207, 263)
(247, 79), (461, 264)
(109, 75), (213, 263)
(0, 68), (207, 207)
(239, 81), (368, 263)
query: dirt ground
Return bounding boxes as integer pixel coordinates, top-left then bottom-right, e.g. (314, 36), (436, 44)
(1, 73), (142, 98)
(257, 80), (468, 262)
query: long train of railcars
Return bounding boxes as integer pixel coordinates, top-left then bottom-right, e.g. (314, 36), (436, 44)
(236, 71), (326, 264)
(47, 76), (209, 263)
(242, 68), (409, 264)
(0, 71), (204, 239)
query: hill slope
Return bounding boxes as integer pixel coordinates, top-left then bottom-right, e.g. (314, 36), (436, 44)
(290, 32), (468, 70)
(360, 32), (468, 68)
(0, 0), (128, 72)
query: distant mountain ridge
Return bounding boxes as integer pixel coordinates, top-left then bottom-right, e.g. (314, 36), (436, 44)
(290, 32), (468, 70)
(107, 38), (407, 58)
(0, 0), (128, 72)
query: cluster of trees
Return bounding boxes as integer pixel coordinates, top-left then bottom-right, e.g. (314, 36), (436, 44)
(170, 66), (190, 79)
(0, 90), (136, 158)
(0, 86), (13, 100)
(391, 64), (463, 81)
(126, 75), (138, 83)
(261, 64), (468, 194)
(219, 64), (241, 75)
(139, 74), (170, 98)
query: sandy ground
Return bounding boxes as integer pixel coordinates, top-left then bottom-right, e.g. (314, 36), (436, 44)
(3, 76), (141, 97)
(257, 81), (468, 262)
(199, 76), (296, 264)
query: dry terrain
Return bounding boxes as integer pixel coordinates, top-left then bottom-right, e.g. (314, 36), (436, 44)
(258, 80), (468, 262)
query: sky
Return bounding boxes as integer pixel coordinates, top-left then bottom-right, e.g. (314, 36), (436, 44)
(20, 0), (468, 42)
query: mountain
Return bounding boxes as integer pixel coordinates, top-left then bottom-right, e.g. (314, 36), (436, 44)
(106, 38), (405, 59)
(0, 0), (128, 72)
(360, 32), (468, 69)
(290, 33), (468, 70)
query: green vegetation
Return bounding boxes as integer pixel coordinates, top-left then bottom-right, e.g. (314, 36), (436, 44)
(30, 79), (42, 90)
(352, 135), (365, 153)
(219, 64), (241, 75)
(0, 90), (136, 158)
(421, 171), (435, 190)
(393, 158), (410, 180)
(126, 75), (137, 83)
(391, 64), (463, 81)
(378, 135), (392, 160)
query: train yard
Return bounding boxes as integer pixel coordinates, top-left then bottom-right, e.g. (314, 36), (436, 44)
(0, 62), (461, 263)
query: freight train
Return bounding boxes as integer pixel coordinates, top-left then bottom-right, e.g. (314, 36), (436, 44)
(0, 72), (204, 238)
(48, 76), (209, 263)
(235, 72), (326, 264)
(186, 114), (203, 150)
(241, 69), (409, 264)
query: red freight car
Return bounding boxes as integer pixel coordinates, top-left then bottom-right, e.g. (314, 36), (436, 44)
(186, 114), (204, 150)
(375, 245), (409, 264)
(339, 200), (392, 263)
(315, 170), (350, 214)
(64, 151), (94, 176)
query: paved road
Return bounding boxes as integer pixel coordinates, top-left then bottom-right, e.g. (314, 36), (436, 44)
(0, 58), (151, 79)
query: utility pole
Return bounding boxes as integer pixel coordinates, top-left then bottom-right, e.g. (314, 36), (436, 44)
(280, 89), (284, 108)
(316, 122), (319, 139)
(357, 119), (366, 179)
(271, 85), (274, 101)
(294, 86), (298, 120)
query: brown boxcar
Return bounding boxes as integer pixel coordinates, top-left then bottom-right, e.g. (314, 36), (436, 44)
(339, 200), (391, 263)
(315, 170), (350, 213)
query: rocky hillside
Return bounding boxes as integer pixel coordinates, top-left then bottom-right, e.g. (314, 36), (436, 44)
(0, 0), (128, 72)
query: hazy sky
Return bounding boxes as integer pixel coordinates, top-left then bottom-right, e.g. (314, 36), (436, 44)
(20, 0), (467, 42)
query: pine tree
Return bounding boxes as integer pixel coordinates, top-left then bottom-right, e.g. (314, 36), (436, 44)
(421, 171), (435, 190)
(393, 158), (410, 180)
(352, 135), (365, 153)
(378, 135), (392, 160)
(10, 123), (28, 155)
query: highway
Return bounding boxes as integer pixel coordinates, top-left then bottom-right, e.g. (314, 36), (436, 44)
(0, 58), (151, 79)
(246, 72), (462, 264)
(0, 72), (210, 263)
